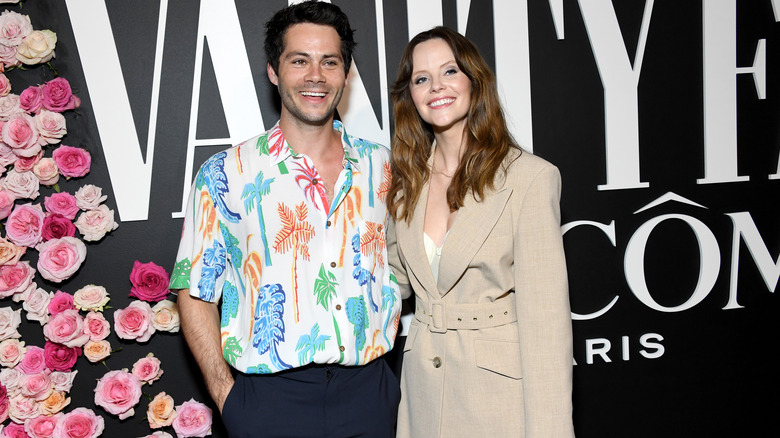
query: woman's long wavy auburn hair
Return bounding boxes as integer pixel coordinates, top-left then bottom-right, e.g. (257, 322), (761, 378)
(387, 26), (520, 222)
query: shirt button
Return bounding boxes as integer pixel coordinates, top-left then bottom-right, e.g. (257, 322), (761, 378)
(335, 304), (342, 310)
(312, 178), (319, 185)
(330, 262), (337, 268)
(326, 220), (331, 227)
(339, 346), (345, 352)
(432, 357), (442, 368)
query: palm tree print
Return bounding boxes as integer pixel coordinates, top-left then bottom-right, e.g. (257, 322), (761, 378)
(196, 152), (241, 223)
(381, 283), (398, 346)
(241, 171), (275, 267)
(222, 336), (243, 367)
(295, 323), (330, 365)
(351, 222), (386, 312)
(330, 185), (362, 267)
(352, 139), (379, 207)
(293, 159), (328, 212)
(346, 295), (368, 365)
(252, 283), (291, 371)
(363, 329), (386, 363)
(243, 237), (263, 337)
(377, 161), (392, 203)
(313, 264), (338, 310)
(273, 202), (315, 323)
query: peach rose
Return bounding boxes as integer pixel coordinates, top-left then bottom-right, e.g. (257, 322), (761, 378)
(147, 392), (177, 429)
(73, 285), (110, 312)
(83, 340), (111, 363)
(32, 157), (59, 186)
(151, 300), (180, 333)
(38, 390), (69, 415)
(0, 237), (25, 266)
(16, 29), (56, 65)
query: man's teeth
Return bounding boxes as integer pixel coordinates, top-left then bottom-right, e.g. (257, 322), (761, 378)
(301, 91), (326, 97)
(429, 98), (454, 108)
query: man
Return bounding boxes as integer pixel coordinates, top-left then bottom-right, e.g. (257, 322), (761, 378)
(169, 2), (402, 436)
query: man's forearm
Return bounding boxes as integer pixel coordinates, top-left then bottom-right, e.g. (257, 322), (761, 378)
(177, 289), (234, 412)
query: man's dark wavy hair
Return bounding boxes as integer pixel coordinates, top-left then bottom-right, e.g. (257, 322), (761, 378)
(264, 0), (356, 75)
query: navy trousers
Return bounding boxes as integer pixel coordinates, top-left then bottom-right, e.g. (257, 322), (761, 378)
(220, 358), (401, 438)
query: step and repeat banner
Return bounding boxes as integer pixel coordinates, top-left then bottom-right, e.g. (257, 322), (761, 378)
(4, 0), (778, 436)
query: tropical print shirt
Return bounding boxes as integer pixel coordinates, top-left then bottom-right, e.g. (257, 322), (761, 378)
(170, 120), (401, 374)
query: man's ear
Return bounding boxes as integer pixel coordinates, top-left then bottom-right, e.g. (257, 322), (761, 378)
(267, 62), (278, 86)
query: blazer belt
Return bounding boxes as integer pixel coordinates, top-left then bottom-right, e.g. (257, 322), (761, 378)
(415, 297), (517, 333)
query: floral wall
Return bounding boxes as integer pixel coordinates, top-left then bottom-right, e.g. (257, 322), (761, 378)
(1, 1), (779, 437)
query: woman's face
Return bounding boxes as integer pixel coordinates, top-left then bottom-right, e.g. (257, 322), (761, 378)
(409, 38), (471, 135)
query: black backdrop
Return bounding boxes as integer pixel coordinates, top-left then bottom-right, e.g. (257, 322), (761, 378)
(6, 0), (779, 437)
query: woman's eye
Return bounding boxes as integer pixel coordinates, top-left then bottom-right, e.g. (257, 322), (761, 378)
(413, 76), (428, 85)
(445, 67), (458, 75)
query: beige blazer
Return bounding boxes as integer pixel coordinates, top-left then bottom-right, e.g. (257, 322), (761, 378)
(390, 149), (574, 437)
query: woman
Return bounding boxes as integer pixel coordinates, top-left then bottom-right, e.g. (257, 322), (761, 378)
(387, 27), (574, 437)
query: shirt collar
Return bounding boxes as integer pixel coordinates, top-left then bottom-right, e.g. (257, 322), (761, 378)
(269, 119), (361, 173)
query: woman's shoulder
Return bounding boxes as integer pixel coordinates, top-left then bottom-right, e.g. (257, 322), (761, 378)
(501, 148), (559, 185)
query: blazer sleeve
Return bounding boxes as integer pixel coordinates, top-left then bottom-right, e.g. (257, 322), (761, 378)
(387, 217), (412, 300)
(512, 163), (575, 437)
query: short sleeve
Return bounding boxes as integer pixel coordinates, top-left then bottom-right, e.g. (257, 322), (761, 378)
(169, 168), (227, 303)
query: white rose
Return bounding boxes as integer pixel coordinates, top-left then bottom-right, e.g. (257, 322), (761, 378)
(16, 29), (56, 65)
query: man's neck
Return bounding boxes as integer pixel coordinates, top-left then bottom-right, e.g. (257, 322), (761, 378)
(279, 114), (342, 161)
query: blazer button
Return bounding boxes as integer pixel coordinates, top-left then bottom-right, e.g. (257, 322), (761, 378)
(432, 357), (442, 368)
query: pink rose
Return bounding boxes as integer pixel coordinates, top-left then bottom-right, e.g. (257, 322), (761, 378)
(22, 288), (53, 325)
(41, 78), (80, 113)
(2, 112), (41, 157)
(35, 237), (87, 283)
(33, 157), (60, 186)
(129, 261), (170, 302)
(3, 422), (29, 438)
(93, 369), (142, 420)
(0, 10), (32, 47)
(132, 353), (163, 385)
(3, 169), (40, 200)
(0, 261), (35, 299)
(41, 214), (76, 241)
(0, 398), (8, 425)
(0, 73), (10, 97)
(43, 310), (89, 348)
(74, 205), (117, 242)
(82, 340), (111, 363)
(82, 312), (109, 341)
(53, 407), (104, 438)
(113, 301), (155, 342)
(33, 110), (66, 145)
(0, 237), (25, 265)
(5, 203), (44, 247)
(1, 368), (23, 397)
(0, 306), (21, 341)
(172, 399), (212, 438)
(0, 40), (21, 69)
(19, 372), (53, 401)
(0, 189), (15, 219)
(47, 291), (75, 316)
(51, 145), (90, 178)
(151, 300), (180, 333)
(15, 345), (44, 374)
(24, 412), (62, 438)
(19, 85), (43, 114)
(0, 339), (24, 368)
(43, 341), (81, 372)
(49, 371), (76, 392)
(73, 185), (105, 211)
(73, 285), (109, 312)
(13, 150), (42, 172)
(43, 192), (79, 220)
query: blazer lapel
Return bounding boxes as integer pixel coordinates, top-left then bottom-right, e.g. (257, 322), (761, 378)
(397, 181), (441, 297)
(437, 187), (512, 296)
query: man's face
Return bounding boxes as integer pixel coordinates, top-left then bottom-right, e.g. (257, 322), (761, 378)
(268, 23), (348, 127)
